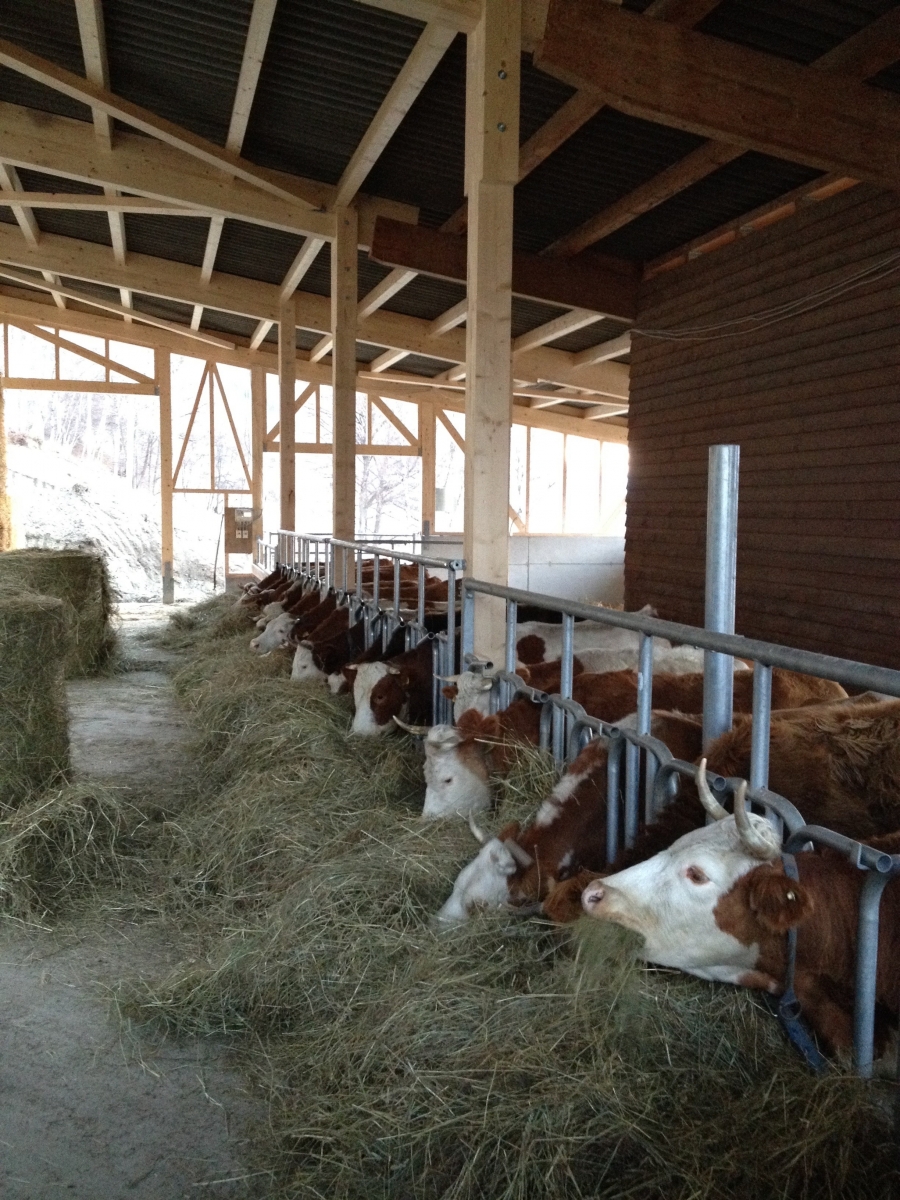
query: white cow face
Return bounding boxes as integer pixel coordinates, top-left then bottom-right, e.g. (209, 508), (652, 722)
(434, 838), (518, 924)
(581, 815), (781, 986)
(291, 642), (326, 684)
(250, 613), (294, 655)
(421, 725), (491, 820)
(350, 662), (396, 736)
(449, 671), (495, 721)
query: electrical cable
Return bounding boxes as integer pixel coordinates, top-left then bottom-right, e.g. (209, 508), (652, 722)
(632, 248), (900, 343)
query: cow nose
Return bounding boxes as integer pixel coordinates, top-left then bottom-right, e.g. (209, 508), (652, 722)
(582, 884), (605, 911)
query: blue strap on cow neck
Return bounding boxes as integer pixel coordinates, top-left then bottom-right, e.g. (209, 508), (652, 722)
(768, 853), (829, 1074)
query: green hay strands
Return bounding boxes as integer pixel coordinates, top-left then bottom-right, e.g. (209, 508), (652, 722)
(0, 782), (150, 922)
(0, 547), (117, 676)
(0, 586), (70, 805)
(149, 592), (258, 652)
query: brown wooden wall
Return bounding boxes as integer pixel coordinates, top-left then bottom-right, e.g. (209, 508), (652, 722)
(624, 183), (900, 670)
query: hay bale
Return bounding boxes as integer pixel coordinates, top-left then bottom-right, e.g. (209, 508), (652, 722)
(0, 547), (116, 675)
(0, 586), (70, 804)
(0, 781), (148, 922)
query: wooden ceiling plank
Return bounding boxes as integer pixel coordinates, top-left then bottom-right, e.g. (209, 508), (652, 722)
(573, 330), (631, 367)
(370, 347), (409, 372)
(428, 298), (467, 335)
(535, 3), (900, 192)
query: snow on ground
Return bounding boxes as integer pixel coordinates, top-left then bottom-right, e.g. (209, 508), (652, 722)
(7, 440), (225, 602)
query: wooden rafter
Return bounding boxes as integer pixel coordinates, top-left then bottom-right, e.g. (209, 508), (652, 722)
(512, 308), (604, 355)
(536, 3), (900, 193)
(193, 0), (280, 333)
(369, 394), (418, 445)
(7, 321), (155, 384)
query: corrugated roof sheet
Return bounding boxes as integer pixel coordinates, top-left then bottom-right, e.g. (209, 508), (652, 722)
(0, 0), (91, 122)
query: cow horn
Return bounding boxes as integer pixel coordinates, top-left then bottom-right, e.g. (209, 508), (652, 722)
(393, 716), (431, 736)
(696, 759), (729, 821)
(467, 814), (487, 844)
(435, 674), (461, 683)
(732, 780), (780, 861)
(503, 838), (534, 869)
(387, 665), (402, 675)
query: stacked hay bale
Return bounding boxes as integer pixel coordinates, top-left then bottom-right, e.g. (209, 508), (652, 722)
(0, 585), (70, 806)
(121, 618), (899, 1199)
(0, 547), (116, 675)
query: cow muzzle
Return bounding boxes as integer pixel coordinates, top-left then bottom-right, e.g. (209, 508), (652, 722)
(581, 882), (606, 913)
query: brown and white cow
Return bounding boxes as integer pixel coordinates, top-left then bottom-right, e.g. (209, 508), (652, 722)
(349, 638), (437, 735)
(581, 763), (900, 1054)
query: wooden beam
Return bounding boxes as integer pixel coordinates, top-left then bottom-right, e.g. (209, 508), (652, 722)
(516, 89), (604, 181)
(546, 141), (743, 256)
(0, 263), (233, 349)
(536, 3), (900, 192)
(227, 0), (278, 152)
(265, 442), (420, 456)
(6, 320), (155, 384)
(73, 0), (112, 147)
(370, 215), (638, 318)
(2, 377), (155, 393)
(335, 22), (457, 207)
(0, 101), (417, 243)
(573, 330), (631, 367)
(0, 193), (213, 215)
(420, 399), (436, 530)
(332, 206), (358, 542)
(354, 0), (479, 33)
(643, 0), (721, 21)
(250, 362), (265, 548)
(278, 299), (296, 531)
(512, 308), (603, 354)
(464, 0), (520, 659)
(369, 347), (409, 372)
(157, 349), (174, 602)
(369, 394), (417, 445)
(543, 6), (899, 257)
(357, 267), (418, 319)
(428, 298), (467, 336)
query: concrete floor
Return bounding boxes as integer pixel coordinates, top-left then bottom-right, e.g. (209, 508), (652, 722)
(0, 604), (266, 1200)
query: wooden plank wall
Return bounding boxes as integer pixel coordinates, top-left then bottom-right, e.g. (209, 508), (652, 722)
(625, 184), (900, 669)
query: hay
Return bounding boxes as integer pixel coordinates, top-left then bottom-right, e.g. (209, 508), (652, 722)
(0, 781), (150, 923)
(0, 547), (117, 675)
(0, 585), (70, 804)
(122, 634), (898, 1200)
(148, 592), (257, 652)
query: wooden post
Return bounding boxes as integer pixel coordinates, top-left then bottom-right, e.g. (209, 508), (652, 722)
(0, 377), (11, 551)
(420, 399), (436, 535)
(464, 0), (520, 659)
(250, 363), (264, 554)
(332, 204), (358, 543)
(157, 349), (175, 603)
(279, 298), (296, 531)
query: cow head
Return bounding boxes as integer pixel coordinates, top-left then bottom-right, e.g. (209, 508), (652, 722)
(581, 763), (784, 986)
(433, 819), (533, 924)
(351, 662), (407, 735)
(420, 724), (491, 819)
(249, 612), (295, 654)
(291, 641), (327, 684)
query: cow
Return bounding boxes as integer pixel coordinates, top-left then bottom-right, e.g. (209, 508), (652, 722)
(580, 761), (900, 1055)
(291, 613), (364, 683)
(417, 668), (843, 822)
(349, 638), (439, 735)
(514, 608), (663, 665)
(236, 564), (286, 606)
(250, 590), (338, 654)
(436, 693), (897, 924)
(433, 715), (706, 921)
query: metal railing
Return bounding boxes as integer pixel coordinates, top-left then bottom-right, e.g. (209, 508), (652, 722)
(460, 573), (900, 1076)
(265, 531), (465, 724)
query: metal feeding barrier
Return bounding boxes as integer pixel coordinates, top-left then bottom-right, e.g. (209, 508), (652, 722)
(458, 446), (900, 1078)
(260, 530), (464, 726)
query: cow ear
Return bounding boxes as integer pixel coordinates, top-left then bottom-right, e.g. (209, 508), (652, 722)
(746, 869), (814, 933)
(496, 821), (521, 843)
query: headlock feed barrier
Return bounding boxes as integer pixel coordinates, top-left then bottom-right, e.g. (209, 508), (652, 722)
(256, 530), (464, 726)
(458, 447), (900, 1078)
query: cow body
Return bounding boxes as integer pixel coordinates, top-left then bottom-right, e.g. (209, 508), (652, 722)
(350, 639), (437, 735)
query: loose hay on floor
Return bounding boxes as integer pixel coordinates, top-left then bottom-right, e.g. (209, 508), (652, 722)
(149, 591), (258, 652)
(0, 547), (117, 675)
(124, 628), (899, 1200)
(0, 585), (70, 804)
(0, 781), (150, 922)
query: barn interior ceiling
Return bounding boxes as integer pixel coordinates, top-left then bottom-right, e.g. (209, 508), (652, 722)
(0, 0), (898, 431)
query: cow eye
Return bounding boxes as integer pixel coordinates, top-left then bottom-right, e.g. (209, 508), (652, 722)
(443, 778), (453, 785)
(685, 865), (709, 885)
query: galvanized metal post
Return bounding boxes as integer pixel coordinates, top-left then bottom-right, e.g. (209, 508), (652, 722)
(462, 585), (475, 664)
(750, 661), (773, 789)
(553, 614), (575, 763)
(702, 444), (740, 750)
(853, 870), (893, 1077)
(637, 633), (657, 821)
(446, 565), (458, 675)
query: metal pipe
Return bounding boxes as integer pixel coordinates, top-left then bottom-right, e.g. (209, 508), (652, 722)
(750, 661), (773, 790)
(393, 557), (401, 622)
(854, 870), (894, 1077)
(637, 633), (657, 821)
(446, 566), (457, 675)
(606, 732), (622, 864)
(703, 444), (740, 750)
(417, 563), (426, 630)
(503, 599), (518, 711)
(462, 586), (475, 665)
(553, 614), (575, 763)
